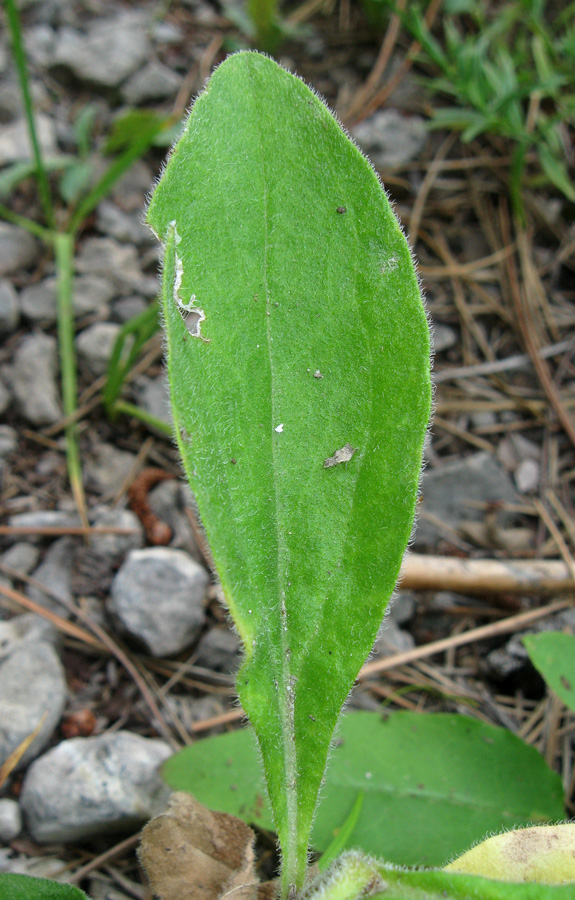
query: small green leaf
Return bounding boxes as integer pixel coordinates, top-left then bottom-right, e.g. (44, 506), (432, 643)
(148, 51), (431, 896)
(0, 874), (88, 900)
(162, 711), (565, 867)
(523, 632), (575, 713)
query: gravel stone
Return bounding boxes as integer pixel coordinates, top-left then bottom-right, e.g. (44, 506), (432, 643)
(121, 60), (181, 105)
(0, 279), (19, 333)
(75, 237), (153, 296)
(0, 799), (22, 842)
(0, 224), (38, 276)
(0, 114), (56, 165)
(352, 109), (427, 169)
(136, 373), (173, 431)
(7, 509), (80, 536)
(0, 425), (17, 458)
(0, 642), (66, 768)
(415, 452), (519, 549)
(29, 537), (76, 616)
(19, 275), (114, 323)
(76, 322), (121, 375)
(433, 322), (458, 354)
(147, 479), (201, 556)
(195, 628), (241, 672)
(0, 614), (58, 660)
(21, 731), (171, 842)
(95, 201), (153, 246)
(1, 542), (40, 576)
(49, 13), (150, 89)
(0, 854), (71, 881)
(387, 590), (417, 626)
(13, 333), (61, 425)
(109, 548), (209, 656)
(89, 507), (144, 558)
(515, 458), (540, 494)
(484, 607), (575, 682)
(372, 619), (415, 656)
(113, 295), (148, 321)
(84, 442), (137, 496)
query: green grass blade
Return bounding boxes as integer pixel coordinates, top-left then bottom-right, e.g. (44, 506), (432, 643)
(4, 0), (55, 229)
(54, 233), (88, 528)
(148, 52), (431, 897)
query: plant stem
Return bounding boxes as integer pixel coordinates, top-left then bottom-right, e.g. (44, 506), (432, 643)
(110, 400), (173, 437)
(4, 0), (55, 229)
(0, 201), (53, 241)
(54, 232), (89, 530)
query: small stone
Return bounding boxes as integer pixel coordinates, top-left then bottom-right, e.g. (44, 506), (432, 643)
(96, 201), (153, 246)
(515, 458), (540, 494)
(352, 110), (427, 169)
(121, 60), (181, 105)
(76, 322), (121, 375)
(13, 333), (61, 425)
(21, 731), (171, 843)
(0, 224), (38, 276)
(113, 295), (147, 322)
(0, 854), (71, 881)
(111, 160), (153, 212)
(387, 590), (416, 626)
(0, 114), (56, 165)
(150, 21), (184, 43)
(0, 280), (19, 333)
(49, 13), (150, 89)
(7, 509), (80, 537)
(19, 275), (114, 323)
(0, 425), (17, 458)
(0, 799), (22, 842)
(89, 507), (144, 558)
(1, 542), (40, 576)
(372, 619), (415, 656)
(147, 479), (201, 557)
(195, 628), (241, 673)
(29, 537), (76, 616)
(84, 442), (137, 496)
(0, 614), (58, 660)
(0, 642), (66, 769)
(415, 452), (518, 549)
(75, 237), (152, 296)
(109, 548), (208, 656)
(136, 373), (173, 430)
(433, 322), (458, 354)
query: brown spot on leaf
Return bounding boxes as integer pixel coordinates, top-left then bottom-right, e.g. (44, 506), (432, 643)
(324, 443), (358, 468)
(560, 675), (572, 691)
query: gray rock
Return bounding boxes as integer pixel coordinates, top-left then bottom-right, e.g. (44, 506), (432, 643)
(433, 322), (458, 354)
(165, 695), (226, 733)
(485, 607), (575, 682)
(147, 479), (201, 556)
(13, 333), (61, 425)
(0, 642), (66, 768)
(111, 160), (154, 212)
(113, 295), (148, 322)
(96, 201), (153, 247)
(110, 548), (208, 656)
(75, 237), (153, 296)
(0, 378), (10, 416)
(150, 21), (184, 43)
(415, 452), (519, 549)
(24, 24), (58, 67)
(7, 509), (80, 536)
(1, 542), (40, 576)
(76, 322), (121, 375)
(515, 458), (540, 494)
(0, 114), (56, 165)
(352, 110), (427, 169)
(0, 425), (17, 458)
(136, 373), (173, 430)
(84, 442), (137, 496)
(29, 537), (76, 616)
(49, 13), (150, 89)
(90, 507), (144, 558)
(121, 60), (181, 105)
(0, 224), (38, 276)
(21, 731), (171, 843)
(0, 280), (19, 333)
(195, 628), (241, 672)
(0, 799), (22, 842)
(0, 614), (59, 660)
(372, 618), (415, 656)
(19, 275), (114, 323)
(0, 854), (71, 881)
(387, 590), (416, 626)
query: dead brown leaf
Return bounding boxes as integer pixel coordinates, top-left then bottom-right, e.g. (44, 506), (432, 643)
(139, 792), (275, 900)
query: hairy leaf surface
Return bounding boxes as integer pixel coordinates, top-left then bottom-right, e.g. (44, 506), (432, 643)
(147, 51), (431, 893)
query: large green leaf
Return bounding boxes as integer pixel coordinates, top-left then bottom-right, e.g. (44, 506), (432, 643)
(0, 874), (88, 900)
(147, 51), (431, 894)
(523, 632), (575, 714)
(163, 711), (565, 867)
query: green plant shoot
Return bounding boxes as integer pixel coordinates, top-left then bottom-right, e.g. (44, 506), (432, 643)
(147, 51), (431, 898)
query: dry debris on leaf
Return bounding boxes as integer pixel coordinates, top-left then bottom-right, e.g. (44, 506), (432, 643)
(138, 792), (276, 900)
